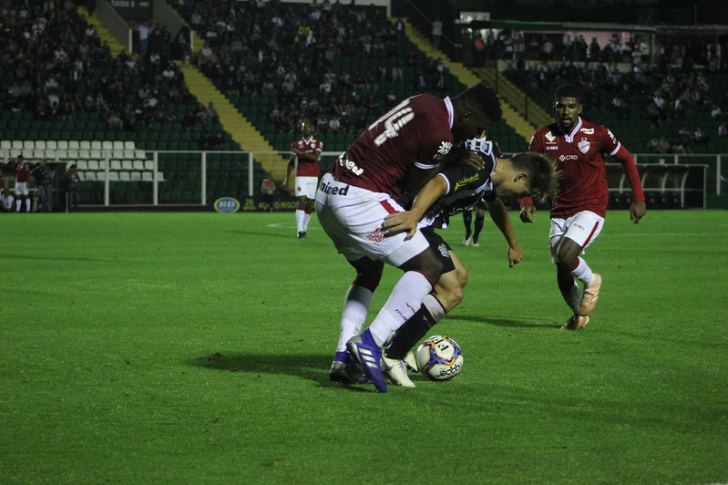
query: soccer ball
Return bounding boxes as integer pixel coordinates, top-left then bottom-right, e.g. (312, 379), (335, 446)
(415, 335), (464, 381)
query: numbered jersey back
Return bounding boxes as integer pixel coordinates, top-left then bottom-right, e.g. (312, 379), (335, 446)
(332, 93), (454, 198)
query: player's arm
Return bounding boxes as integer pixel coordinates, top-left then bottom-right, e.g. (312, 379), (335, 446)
(612, 145), (647, 224)
(519, 138), (542, 223)
(283, 154), (296, 187)
(292, 147), (318, 162)
(383, 174), (449, 239)
(486, 198), (523, 267)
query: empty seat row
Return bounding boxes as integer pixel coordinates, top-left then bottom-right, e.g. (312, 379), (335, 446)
(77, 160), (155, 171)
(0, 148), (148, 162)
(81, 171), (165, 182)
(1, 140), (136, 150)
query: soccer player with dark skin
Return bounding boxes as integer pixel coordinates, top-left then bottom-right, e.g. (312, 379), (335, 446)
(520, 84), (646, 330)
(285, 120), (322, 238)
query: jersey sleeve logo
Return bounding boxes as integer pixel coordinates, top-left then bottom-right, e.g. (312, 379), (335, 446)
(606, 129), (617, 144)
(433, 141), (452, 161)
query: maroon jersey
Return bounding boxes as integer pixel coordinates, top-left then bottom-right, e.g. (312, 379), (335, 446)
(528, 117), (643, 218)
(15, 162), (31, 183)
(291, 136), (323, 177)
(331, 93), (454, 199)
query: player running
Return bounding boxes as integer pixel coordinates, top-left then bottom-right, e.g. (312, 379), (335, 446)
(519, 84), (646, 330)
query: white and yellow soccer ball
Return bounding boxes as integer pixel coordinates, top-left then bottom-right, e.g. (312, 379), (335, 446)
(415, 335), (464, 381)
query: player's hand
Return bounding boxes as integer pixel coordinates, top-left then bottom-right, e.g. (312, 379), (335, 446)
(630, 200), (646, 224)
(382, 211), (420, 239)
(507, 244), (524, 268)
(460, 152), (485, 172)
(519, 204), (536, 223)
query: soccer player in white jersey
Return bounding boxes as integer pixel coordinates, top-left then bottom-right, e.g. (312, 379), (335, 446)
(520, 84), (646, 330)
(318, 83), (502, 392)
(379, 140), (560, 387)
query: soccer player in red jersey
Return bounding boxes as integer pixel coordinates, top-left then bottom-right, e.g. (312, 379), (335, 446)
(317, 82), (501, 392)
(13, 155), (32, 213)
(519, 84), (647, 330)
(286, 120), (322, 238)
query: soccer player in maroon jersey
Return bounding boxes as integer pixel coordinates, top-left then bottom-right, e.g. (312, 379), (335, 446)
(13, 155), (32, 213)
(519, 84), (647, 330)
(317, 82), (501, 392)
(286, 120), (323, 238)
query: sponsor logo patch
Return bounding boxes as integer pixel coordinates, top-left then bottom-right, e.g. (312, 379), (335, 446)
(214, 197), (241, 213)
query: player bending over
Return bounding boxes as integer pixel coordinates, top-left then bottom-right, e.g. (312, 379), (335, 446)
(378, 140), (560, 386)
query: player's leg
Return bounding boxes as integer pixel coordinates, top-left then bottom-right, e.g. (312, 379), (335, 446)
(462, 210), (473, 245)
(330, 257), (382, 385)
(295, 194), (307, 237)
(553, 212), (604, 328)
(471, 206), (486, 247)
(348, 245), (442, 392)
(385, 249), (465, 362)
(302, 196), (315, 234)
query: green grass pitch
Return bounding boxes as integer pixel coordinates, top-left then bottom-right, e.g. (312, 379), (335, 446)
(1, 210), (726, 484)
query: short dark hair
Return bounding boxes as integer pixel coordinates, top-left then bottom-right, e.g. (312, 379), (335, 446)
(555, 84), (583, 103)
(511, 151), (561, 202)
(458, 82), (503, 123)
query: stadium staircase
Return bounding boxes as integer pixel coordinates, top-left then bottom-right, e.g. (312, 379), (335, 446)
(175, 63), (288, 181)
(76, 7), (125, 57)
(400, 19), (536, 147)
(472, 67), (553, 130)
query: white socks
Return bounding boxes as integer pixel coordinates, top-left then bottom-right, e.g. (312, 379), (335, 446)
(336, 284), (374, 352)
(368, 271), (433, 346)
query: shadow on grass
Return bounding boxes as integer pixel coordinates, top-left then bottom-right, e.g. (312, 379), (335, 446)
(0, 253), (107, 262)
(187, 351), (377, 393)
(447, 314), (558, 329)
(228, 230), (295, 239)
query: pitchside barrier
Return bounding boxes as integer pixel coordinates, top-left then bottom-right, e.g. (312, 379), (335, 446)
(0, 147), (723, 211)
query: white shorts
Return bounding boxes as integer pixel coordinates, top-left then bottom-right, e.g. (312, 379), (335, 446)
(549, 211), (604, 263)
(315, 172), (430, 267)
(15, 182), (29, 196)
(295, 176), (318, 200)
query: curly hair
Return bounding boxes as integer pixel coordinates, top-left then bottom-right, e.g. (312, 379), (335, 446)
(458, 82), (503, 123)
(511, 151), (561, 203)
(554, 84), (583, 103)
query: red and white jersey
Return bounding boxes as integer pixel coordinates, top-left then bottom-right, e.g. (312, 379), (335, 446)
(291, 136), (323, 177)
(331, 93), (454, 199)
(529, 117), (643, 218)
(15, 162), (31, 183)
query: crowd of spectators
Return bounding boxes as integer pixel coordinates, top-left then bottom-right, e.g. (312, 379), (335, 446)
(501, 33), (728, 154)
(0, 0), (216, 140)
(178, 0), (451, 138)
